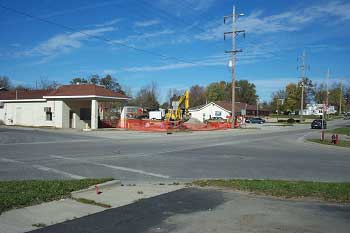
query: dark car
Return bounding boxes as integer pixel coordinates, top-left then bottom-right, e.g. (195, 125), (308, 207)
(246, 117), (265, 124)
(311, 119), (327, 129)
(205, 117), (226, 123)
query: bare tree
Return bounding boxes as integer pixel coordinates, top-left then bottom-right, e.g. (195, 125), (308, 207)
(37, 77), (60, 90)
(189, 85), (206, 107)
(0, 76), (11, 89)
(135, 81), (160, 109)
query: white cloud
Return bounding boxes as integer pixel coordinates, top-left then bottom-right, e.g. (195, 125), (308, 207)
(10, 43), (21, 47)
(109, 29), (174, 45)
(196, 1), (350, 41)
(20, 26), (115, 60)
(103, 69), (118, 75)
(93, 18), (121, 27)
(134, 19), (160, 27)
(123, 54), (228, 72)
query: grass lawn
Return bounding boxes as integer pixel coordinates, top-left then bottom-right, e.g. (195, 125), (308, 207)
(0, 178), (112, 214)
(326, 126), (350, 136)
(193, 179), (350, 203)
(308, 139), (350, 148)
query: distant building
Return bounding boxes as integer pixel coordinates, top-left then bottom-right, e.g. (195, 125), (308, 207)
(189, 101), (271, 123)
(302, 104), (337, 116)
(0, 84), (129, 129)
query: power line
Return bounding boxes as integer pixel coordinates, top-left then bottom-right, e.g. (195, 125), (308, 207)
(0, 3), (196, 65)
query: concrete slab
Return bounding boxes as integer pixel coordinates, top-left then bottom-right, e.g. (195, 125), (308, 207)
(0, 199), (105, 233)
(72, 182), (185, 208)
(28, 188), (350, 233)
(0, 182), (185, 233)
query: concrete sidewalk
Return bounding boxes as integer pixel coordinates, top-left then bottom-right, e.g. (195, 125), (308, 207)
(0, 181), (185, 233)
(29, 187), (350, 233)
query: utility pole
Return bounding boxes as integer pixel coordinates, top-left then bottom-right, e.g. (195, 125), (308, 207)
(339, 79), (343, 115)
(298, 50), (307, 122)
(326, 68), (330, 119)
(224, 5), (245, 128)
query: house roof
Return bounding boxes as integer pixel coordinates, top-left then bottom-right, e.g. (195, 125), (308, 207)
(0, 89), (51, 100)
(45, 84), (128, 99)
(189, 101), (270, 113)
(0, 84), (129, 101)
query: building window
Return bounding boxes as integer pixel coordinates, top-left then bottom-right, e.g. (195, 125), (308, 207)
(0, 102), (4, 109)
(44, 107), (52, 121)
(80, 108), (91, 121)
(46, 112), (53, 121)
(215, 111), (222, 117)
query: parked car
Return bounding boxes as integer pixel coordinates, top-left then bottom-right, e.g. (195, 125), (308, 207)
(311, 119), (327, 129)
(205, 117), (226, 123)
(246, 117), (265, 124)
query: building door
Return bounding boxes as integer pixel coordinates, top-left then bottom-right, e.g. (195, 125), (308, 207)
(69, 110), (74, 128)
(15, 107), (22, 125)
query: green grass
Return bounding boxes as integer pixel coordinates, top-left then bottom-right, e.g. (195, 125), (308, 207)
(193, 179), (350, 203)
(0, 178), (113, 214)
(326, 126), (350, 136)
(308, 139), (350, 148)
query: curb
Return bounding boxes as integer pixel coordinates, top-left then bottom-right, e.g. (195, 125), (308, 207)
(71, 180), (121, 195)
(303, 139), (350, 151)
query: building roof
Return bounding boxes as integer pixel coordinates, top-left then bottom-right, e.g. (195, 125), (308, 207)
(0, 89), (51, 100)
(189, 101), (270, 113)
(215, 101), (260, 112)
(0, 84), (129, 101)
(45, 84), (128, 99)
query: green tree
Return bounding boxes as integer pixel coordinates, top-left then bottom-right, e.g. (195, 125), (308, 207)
(89, 75), (100, 85)
(284, 83), (301, 112)
(271, 89), (286, 113)
(236, 80), (258, 105)
(206, 81), (228, 102)
(100, 74), (124, 94)
(70, 77), (88, 84)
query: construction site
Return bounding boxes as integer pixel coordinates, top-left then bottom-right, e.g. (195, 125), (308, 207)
(101, 90), (241, 132)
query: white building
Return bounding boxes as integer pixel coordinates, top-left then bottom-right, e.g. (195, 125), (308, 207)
(189, 102), (230, 122)
(302, 104), (337, 116)
(0, 84), (128, 129)
(189, 101), (271, 123)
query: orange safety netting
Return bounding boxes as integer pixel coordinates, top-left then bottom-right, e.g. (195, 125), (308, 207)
(101, 119), (231, 131)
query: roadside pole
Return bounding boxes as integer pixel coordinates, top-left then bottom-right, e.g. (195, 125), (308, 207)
(321, 103), (325, 142)
(224, 5), (245, 128)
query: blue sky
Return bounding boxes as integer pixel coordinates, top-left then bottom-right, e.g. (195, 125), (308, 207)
(0, 0), (350, 102)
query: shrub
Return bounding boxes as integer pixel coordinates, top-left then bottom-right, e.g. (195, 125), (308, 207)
(287, 118), (295, 123)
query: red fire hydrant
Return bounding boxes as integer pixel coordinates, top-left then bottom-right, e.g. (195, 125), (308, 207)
(331, 134), (337, 144)
(335, 134), (339, 145)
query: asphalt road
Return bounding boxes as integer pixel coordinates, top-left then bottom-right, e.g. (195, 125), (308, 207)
(30, 188), (350, 233)
(0, 120), (349, 182)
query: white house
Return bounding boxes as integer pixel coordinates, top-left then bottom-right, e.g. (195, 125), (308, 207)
(0, 84), (129, 129)
(189, 102), (230, 122)
(189, 101), (271, 123)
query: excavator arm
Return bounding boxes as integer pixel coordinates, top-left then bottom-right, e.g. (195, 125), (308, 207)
(165, 90), (190, 121)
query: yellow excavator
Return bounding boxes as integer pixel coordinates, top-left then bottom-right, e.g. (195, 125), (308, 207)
(165, 90), (190, 121)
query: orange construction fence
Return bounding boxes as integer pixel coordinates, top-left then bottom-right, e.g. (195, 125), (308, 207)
(101, 119), (232, 132)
